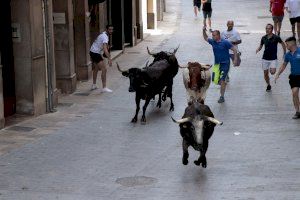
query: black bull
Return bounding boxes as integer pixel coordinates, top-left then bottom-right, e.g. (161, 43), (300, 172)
(172, 101), (223, 168)
(117, 47), (179, 124)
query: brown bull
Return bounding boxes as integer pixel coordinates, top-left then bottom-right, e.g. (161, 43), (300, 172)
(182, 62), (211, 104)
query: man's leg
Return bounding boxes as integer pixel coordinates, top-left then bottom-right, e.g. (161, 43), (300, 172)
(99, 60), (107, 88)
(277, 21), (282, 36)
(292, 87), (300, 113)
(92, 62), (99, 85)
(208, 17), (212, 31)
(264, 69), (270, 84)
(274, 19), (278, 35)
(220, 80), (226, 97)
(194, 6), (197, 17)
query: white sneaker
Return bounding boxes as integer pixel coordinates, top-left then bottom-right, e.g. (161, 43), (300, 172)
(102, 87), (113, 93)
(91, 84), (98, 90)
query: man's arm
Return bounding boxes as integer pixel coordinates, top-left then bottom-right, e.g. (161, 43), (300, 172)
(103, 43), (112, 66)
(256, 44), (263, 54)
(275, 62), (288, 83)
(230, 46), (238, 66)
(269, 0), (273, 12)
(232, 40), (242, 45)
(281, 41), (287, 56)
(203, 28), (209, 42)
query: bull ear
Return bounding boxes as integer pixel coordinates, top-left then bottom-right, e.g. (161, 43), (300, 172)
(122, 71), (129, 77)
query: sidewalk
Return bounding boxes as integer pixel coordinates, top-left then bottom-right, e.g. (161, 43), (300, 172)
(0, 0), (182, 156)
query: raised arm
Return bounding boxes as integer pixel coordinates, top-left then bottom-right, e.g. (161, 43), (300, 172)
(203, 28), (209, 42)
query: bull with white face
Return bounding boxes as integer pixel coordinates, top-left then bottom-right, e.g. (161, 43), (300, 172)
(182, 62), (211, 104)
(172, 101), (222, 168)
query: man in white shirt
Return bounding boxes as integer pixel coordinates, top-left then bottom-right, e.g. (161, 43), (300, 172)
(285, 0), (300, 43)
(90, 24), (113, 92)
(221, 20), (242, 81)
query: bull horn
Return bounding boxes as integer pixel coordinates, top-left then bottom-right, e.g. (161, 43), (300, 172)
(179, 65), (188, 68)
(173, 45), (180, 54)
(145, 60), (149, 68)
(200, 64), (212, 69)
(206, 116), (223, 125)
(171, 117), (190, 124)
(116, 62), (127, 73)
(147, 46), (154, 55)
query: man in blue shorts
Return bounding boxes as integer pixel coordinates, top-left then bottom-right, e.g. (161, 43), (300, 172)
(275, 37), (300, 119)
(203, 28), (238, 103)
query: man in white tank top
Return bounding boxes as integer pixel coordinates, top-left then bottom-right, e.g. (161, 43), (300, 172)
(90, 24), (113, 92)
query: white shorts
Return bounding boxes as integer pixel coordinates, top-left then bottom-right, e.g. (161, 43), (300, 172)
(262, 59), (278, 70)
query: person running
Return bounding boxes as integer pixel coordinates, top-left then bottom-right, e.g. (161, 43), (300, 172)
(201, 0), (212, 32)
(285, 0), (300, 43)
(193, 0), (201, 19)
(275, 37), (300, 119)
(270, 0), (286, 36)
(203, 28), (238, 103)
(256, 24), (286, 92)
(90, 24), (113, 92)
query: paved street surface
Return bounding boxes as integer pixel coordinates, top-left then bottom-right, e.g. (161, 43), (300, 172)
(1, 0), (300, 199)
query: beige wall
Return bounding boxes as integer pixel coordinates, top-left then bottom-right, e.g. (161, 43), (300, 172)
(74, 0), (91, 81)
(11, 0), (47, 115)
(53, 0), (76, 93)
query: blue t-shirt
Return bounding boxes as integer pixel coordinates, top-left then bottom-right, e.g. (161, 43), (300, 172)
(284, 47), (300, 75)
(208, 38), (232, 64)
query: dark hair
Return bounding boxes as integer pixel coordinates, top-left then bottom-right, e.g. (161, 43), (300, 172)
(285, 36), (296, 42)
(266, 23), (273, 30)
(106, 24), (113, 29)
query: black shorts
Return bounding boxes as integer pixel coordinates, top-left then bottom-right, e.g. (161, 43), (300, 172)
(193, 0), (201, 8)
(289, 74), (300, 89)
(90, 51), (103, 64)
(290, 16), (300, 25)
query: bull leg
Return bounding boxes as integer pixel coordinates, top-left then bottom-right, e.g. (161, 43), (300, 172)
(162, 88), (167, 101)
(194, 141), (208, 168)
(141, 98), (151, 124)
(182, 139), (189, 165)
(156, 93), (162, 108)
(131, 96), (141, 123)
(169, 92), (174, 111)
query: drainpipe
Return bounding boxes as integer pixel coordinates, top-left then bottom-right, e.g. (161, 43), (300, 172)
(42, 0), (55, 112)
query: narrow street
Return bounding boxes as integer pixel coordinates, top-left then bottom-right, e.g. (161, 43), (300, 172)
(1, 0), (300, 199)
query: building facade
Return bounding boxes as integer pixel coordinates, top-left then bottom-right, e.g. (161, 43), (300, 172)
(0, 0), (165, 129)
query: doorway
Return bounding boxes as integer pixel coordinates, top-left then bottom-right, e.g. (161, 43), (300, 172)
(0, 0), (16, 117)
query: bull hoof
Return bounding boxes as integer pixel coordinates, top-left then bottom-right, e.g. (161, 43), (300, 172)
(141, 116), (146, 124)
(131, 117), (137, 123)
(194, 160), (201, 166)
(201, 162), (207, 168)
(162, 96), (167, 101)
(156, 102), (161, 108)
(169, 106), (174, 112)
(182, 159), (188, 165)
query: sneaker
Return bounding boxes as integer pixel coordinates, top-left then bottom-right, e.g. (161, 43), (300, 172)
(102, 87), (113, 93)
(218, 96), (225, 103)
(91, 84), (98, 90)
(266, 85), (271, 92)
(292, 112), (300, 119)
